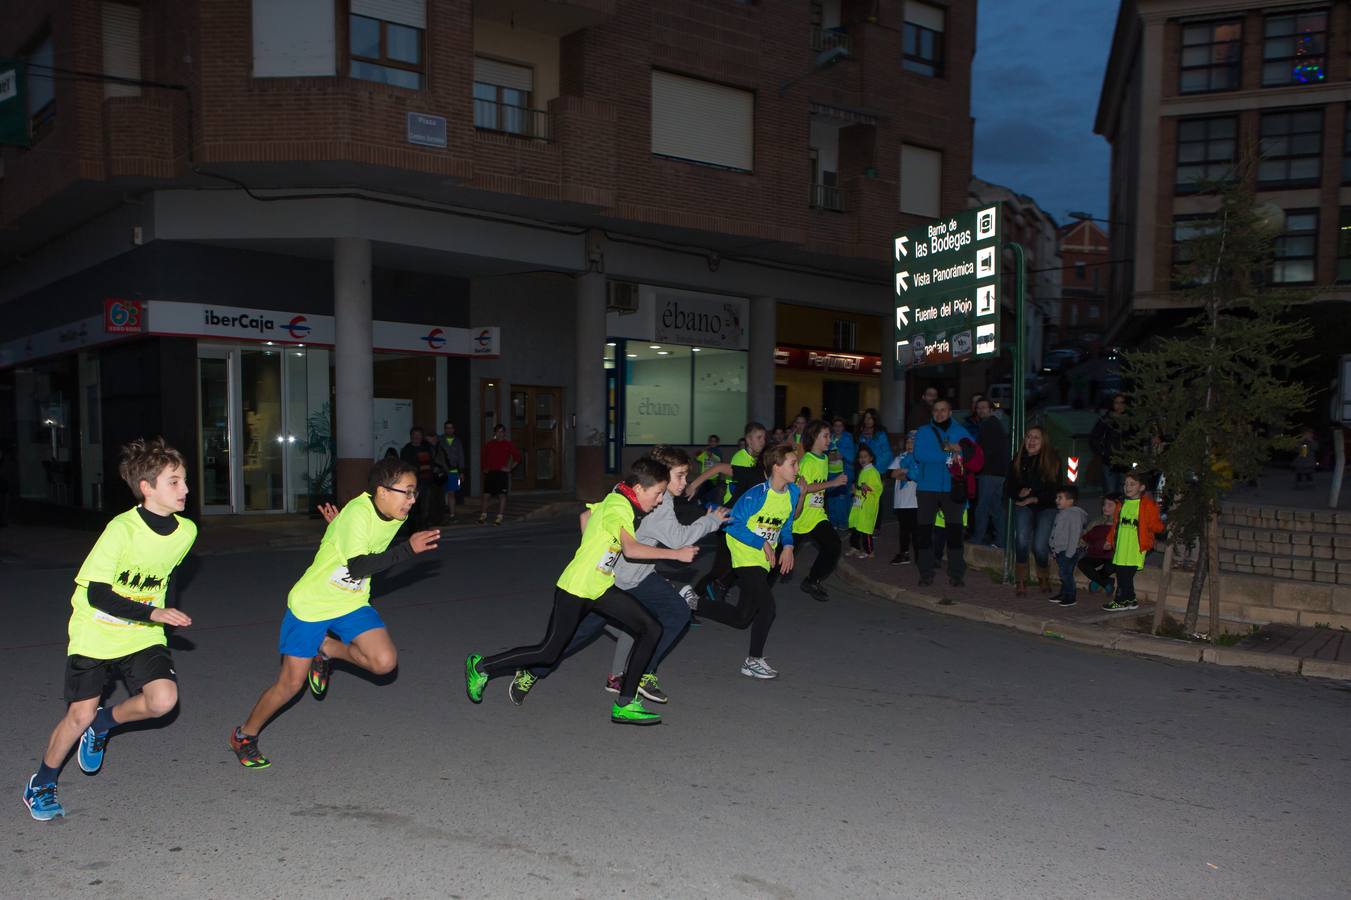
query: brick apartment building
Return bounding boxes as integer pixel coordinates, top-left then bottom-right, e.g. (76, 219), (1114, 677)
(1096, 0), (1351, 350)
(1057, 217), (1110, 347)
(0, 0), (975, 520)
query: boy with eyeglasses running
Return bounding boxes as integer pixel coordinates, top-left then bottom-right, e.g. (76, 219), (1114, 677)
(227, 458), (440, 768)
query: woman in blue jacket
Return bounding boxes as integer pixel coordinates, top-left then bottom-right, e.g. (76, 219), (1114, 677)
(911, 399), (972, 587)
(826, 417), (855, 529)
(854, 408), (894, 472)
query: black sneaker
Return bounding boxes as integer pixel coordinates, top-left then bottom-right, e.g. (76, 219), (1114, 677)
(1047, 593), (1064, 604)
(800, 579), (829, 602)
(949, 576), (965, 588)
(637, 673), (669, 704)
(918, 573), (934, 586)
(508, 670), (537, 706)
(1058, 595), (1078, 607)
(890, 553), (909, 566)
(1122, 596), (1139, 610)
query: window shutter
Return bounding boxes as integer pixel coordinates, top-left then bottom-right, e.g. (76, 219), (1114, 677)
(252, 0), (337, 77)
(651, 71), (754, 172)
(474, 58), (533, 92)
(906, 2), (945, 32)
(351, 0), (426, 29)
(102, 2), (141, 98)
(900, 145), (942, 217)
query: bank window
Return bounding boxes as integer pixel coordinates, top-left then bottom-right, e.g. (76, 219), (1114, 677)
(349, 4), (424, 90)
(1179, 20), (1241, 93)
(1263, 9), (1327, 87)
(1336, 208), (1351, 283)
(1176, 116), (1236, 192)
(1271, 210), (1317, 284)
(903, 3), (944, 77)
(1258, 109), (1322, 188)
(26, 31), (56, 139)
(622, 343), (747, 446)
(833, 319), (857, 352)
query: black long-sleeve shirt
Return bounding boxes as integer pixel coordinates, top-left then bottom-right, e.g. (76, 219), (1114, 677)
(85, 506), (187, 623)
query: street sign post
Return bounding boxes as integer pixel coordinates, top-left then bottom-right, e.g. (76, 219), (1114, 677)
(892, 205), (1002, 369)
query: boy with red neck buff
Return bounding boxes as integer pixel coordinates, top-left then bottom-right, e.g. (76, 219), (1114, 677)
(465, 457), (696, 725)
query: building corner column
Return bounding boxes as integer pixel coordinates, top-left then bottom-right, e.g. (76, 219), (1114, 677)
(575, 271), (607, 499)
(334, 237), (374, 504)
(748, 296), (776, 427)
(880, 330), (905, 437)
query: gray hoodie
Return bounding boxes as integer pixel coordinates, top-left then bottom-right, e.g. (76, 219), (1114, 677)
(613, 492), (724, 590)
(1049, 505), (1090, 557)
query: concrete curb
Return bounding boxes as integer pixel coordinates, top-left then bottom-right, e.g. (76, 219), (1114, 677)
(837, 561), (1351, 681)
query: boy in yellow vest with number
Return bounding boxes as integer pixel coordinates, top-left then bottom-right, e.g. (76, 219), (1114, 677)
(23, 438), (197, 821)
(227, 458), (441, 768)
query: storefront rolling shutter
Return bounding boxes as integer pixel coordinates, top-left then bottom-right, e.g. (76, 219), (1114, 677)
(102, 2), (141, 98)
(350, 0), (426, 29)
(474, 58), (533, 92)
(651, 71), (754, 172)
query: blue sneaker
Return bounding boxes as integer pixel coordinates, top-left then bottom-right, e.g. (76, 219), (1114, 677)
(77, 719), (109, 775)
(22, 775), (64, 821)
(1088, 581), (1100, 594)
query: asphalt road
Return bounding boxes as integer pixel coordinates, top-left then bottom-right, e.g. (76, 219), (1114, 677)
(2, 521), (1349, 899)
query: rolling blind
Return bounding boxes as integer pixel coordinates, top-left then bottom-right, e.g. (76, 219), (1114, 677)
(252, 0), (337, 77)
(900, 144), (942, 217)
(102, 2), (141, 98)
(351, 0), (426, 29)
(651, 71), (754, 172)
(474, 58), (533, 92)
(906, 2), (945, 32)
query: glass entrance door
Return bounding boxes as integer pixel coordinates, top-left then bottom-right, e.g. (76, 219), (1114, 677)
(197, 344), (331, 514)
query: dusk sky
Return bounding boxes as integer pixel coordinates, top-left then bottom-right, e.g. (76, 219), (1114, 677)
(970, 1), (1121, 228)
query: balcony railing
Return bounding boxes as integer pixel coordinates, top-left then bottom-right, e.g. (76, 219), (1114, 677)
(810, 182), (843, 212)
(811, 25), (851, 53)
(473, 99), (551, 141)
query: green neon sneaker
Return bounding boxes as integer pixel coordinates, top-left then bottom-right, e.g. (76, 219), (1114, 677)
(610, 698), (662, 726)
(508, 670), (537, 706)
(465, 653), (488, 703)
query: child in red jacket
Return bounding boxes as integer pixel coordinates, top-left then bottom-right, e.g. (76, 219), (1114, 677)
(1102, 472), (1165, 611)
(1077, 493), (1121, 595)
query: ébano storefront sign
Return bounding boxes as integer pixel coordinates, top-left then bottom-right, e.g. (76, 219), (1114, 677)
(652, 294), (747, 350)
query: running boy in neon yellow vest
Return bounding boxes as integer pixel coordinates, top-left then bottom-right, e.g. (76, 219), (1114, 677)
(23, 438), (197, 822)
(228, 458), (440, 768)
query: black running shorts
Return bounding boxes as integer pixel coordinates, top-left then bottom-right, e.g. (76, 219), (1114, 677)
(64, 644), (176, 703)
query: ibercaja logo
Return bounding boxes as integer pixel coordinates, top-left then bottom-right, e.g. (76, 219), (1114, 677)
(421, 328), (447, 350)
(287, 316), (311, 341)
(104, 298), (143, 334)
(473, 329), (494, 353)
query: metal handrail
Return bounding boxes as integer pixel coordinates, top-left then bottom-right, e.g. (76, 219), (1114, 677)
(473, 98), (551, 141)
(810, 181), (843, 212)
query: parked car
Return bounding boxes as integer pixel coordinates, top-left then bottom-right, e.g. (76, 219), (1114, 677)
(987, 378), (1045, 410)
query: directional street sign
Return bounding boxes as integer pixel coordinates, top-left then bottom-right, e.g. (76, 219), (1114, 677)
(892, 204), (1002, 370)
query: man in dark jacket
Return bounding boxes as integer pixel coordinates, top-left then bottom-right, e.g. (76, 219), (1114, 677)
(1090, 394), (1129, 495)
(969, 398), (1009, 548)
(400, 426), (441, 527)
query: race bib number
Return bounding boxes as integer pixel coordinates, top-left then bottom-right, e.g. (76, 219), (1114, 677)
(754, 524), (780, 545)
(328, 565), (368, 594)
(91, 595), (154, 627)
(596, 543), (621, 575)
(809, 492), (825, 508)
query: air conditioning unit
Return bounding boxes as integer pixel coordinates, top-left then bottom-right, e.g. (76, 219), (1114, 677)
(607, 280), (640, 313)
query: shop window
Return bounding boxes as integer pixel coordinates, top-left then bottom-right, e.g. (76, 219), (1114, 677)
(832, 319), (857, 352)
(622, 343), (746, 445)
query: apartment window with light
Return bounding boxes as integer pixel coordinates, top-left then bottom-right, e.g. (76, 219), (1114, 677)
(903, 3), (945, 77)
(1179, 20), (1241, 93)
(1271, 210), (1317, 284)
(349, 3), (424, 90)
(1263, 9), (1327, 87)
(1258, 109), (1322, 188)
(1175, 116), (1236, 192)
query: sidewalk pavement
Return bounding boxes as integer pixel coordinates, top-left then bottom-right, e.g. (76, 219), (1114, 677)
(834, 538), (1351, 682)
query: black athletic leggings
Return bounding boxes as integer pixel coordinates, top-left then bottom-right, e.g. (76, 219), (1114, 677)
(479, 587), (660, 702)
(1113, 565), (1137, 600)
(696, 566), (778, 658)
(894, 508), (918, 557)
(794, 519), (841, 582)
(1078, 557), (1115, 588)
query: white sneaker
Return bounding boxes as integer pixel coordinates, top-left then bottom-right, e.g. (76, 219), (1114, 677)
(678, 584), (699, 611)
(740, 657), (778, 679)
